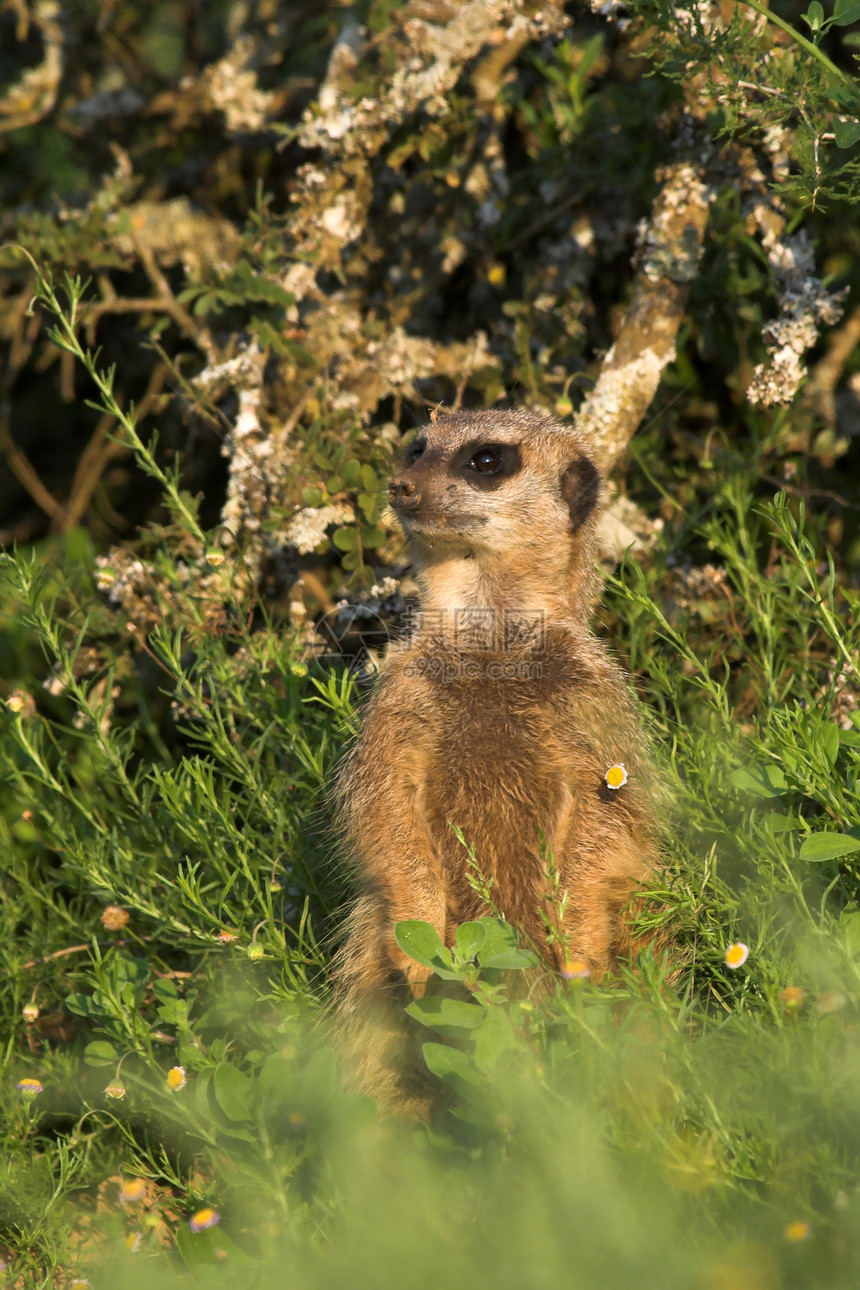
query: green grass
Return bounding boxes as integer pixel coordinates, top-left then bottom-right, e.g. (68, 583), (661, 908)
(3, 288), (860, 1289)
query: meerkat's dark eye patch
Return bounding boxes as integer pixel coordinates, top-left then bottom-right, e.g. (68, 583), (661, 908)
(451, 441), (522, 489)
(560, 454), (601, 530)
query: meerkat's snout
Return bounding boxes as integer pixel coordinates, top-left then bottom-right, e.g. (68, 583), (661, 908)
(389, 476), (421, 510)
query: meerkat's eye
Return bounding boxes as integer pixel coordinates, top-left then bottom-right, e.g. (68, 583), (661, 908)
(453, 440), (521, 486)
(406, 438), (427, 465)
(468, 446), (504, 475)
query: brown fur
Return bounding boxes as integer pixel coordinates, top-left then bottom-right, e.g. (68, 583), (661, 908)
(332, 408), (662, 1111)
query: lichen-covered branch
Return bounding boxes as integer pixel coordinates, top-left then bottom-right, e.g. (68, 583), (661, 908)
(575, 156), (714, 475)
(0, 0), (62, 135)
(804, 303), (860, 431)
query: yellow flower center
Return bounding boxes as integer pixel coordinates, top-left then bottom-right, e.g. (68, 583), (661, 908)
(191, 1207), (218, 1230)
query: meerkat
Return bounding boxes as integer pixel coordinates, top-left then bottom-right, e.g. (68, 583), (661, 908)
(332, 407), (662, 1110)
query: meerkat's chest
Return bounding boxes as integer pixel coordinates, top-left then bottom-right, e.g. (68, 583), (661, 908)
(422, 678), (566, 856)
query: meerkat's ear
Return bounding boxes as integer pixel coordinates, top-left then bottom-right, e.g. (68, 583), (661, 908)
(560, 454), (601, 531)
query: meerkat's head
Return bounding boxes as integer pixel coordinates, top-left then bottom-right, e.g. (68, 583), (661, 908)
(388, 408), (601, 565)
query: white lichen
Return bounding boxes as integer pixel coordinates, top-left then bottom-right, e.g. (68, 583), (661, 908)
(639, 163), (712, 284)
(299, 2), (565, 158)
(284, 503), (356, 556)
(0, 0), (63, 127)
(747, 215), (847, 407)
(576, 348), (668, 452)
(672, 2), (724, 38)
(202, 35), (275, 134)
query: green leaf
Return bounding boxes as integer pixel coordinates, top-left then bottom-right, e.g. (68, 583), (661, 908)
(473, 1007), (519, 1069)
(576, 32), (605, 79)
(480, 947), (540, 970)
(84, 1040), (117, 1067)
(834, 117), (860, 149)
(394, 920), (445, 967)
(475, 919), (518, 962)
(212, 1062), (253, 1123)
(830, 84), (860, 107)
(820, 722), (841, 768)
(839, 909), (860, 957)
(422, 1042), (483, 1087)
(252, 319), (290, 354)
(65, 992), (102, 1018)
(157, 998), (190, 1028)
(455, 921), (487, 960)
(152, 978), (179, 1001)
(193, 1070), (212, 1118)
(301, 486), (324, 507)
(114, 955), (151, 988)
(257, 1053), (293, 1099)
(358, 491), (379, 520)
(394, 921), (461, 978)
(728, 765), (787, 798)
(359, 525), (386, 549)
(834, 0), (860, 24)
(801, 1), (824, 29)
(472, 918), (538, 968)
(332, 526), (357, 553)
(799, 832), (860, 862)
(763, 811), (802, 836)
(406, 996), (485, 1035)
(175, 1222), (249, 1269)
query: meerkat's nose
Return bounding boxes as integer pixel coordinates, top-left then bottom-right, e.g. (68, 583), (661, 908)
(389, 476), (421, 510)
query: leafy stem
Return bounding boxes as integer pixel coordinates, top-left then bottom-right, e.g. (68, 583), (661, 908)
(6, 245), (207, 547)
(737, 0), (856, 91)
